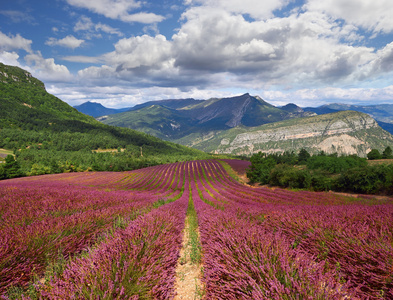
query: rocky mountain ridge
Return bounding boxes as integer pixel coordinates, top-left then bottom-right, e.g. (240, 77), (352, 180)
(190, 111), (392, 157)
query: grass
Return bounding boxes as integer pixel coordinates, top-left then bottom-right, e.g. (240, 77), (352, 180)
(187, 188), (202, 265)
(217, 160), (242, 182)
(368, 159), (393, 165)
(0, 148), (14, 160)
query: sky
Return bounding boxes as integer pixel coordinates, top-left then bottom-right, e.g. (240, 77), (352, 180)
(1, 0), (393, 108)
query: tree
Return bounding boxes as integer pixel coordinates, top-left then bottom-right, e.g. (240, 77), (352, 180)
(0, 155), (24, 179)
(298, 148), (310, 164)
(367, 149), (382, 160)
(247, 152), (276, 184)
(382, 146), (393, 159)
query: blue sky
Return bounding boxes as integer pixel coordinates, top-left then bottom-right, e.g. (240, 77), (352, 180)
(1, 0), (393, 108)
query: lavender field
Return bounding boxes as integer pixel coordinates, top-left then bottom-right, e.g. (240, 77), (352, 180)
(1, 159), (392, 299)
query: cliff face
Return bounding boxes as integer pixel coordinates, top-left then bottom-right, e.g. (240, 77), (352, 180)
(189, 111), (393, 157)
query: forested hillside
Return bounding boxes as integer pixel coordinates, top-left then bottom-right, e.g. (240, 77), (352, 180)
(0, 63), (208, 179)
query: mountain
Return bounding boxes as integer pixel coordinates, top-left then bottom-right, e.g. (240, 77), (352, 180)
(128, 98), (203, 111)
(73, 101), (131, 117)
(322, 103), (393, 123)
(98, 105), (198, 140)
(189, 111), (393, 157)
(99, 93), (393, 157)
(100, 93), (316, 139)
(0, 62), (207, 174)
(0, 63), (95, 129)
(304, 103), (393, 135)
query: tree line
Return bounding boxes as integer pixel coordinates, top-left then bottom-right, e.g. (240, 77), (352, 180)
(247, 147), (393, 195)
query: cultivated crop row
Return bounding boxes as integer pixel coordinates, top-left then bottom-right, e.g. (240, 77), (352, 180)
(1, 159), (392, 299)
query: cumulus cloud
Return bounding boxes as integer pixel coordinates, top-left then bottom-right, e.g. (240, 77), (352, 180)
(24, 52), (73, 82)
(45, 35), (85, 49)
(77, 34), (179, 88)
(42, 1), (393, 107)
(0, 51), (21, 66)
(370, 42), (393, 75)
(66, 0), (165, 24)
(0, 31), (32, 53)
(72, 4), (392, 96)
(107, 34), (173, 70)
(305, 0), (393, 34)
(171, 6), (376, 89)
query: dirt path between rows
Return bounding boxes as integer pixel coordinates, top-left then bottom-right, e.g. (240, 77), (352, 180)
(173, 216), (203, 299)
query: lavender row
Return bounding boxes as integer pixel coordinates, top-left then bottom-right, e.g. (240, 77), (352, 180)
(193, 159), (393, 299)
(35, 191), (189, 299)
(191, 183), (352, 298)
(0, 162), (187, 296)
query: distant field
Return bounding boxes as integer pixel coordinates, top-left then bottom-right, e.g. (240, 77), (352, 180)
(0, 149), (13, 160)
(92, 148), (125, 153)
(368, 158), (393, 165)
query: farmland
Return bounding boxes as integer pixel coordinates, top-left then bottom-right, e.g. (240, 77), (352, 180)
(1, 159), (393, 299)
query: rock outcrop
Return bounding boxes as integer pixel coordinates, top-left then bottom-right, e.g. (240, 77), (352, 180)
(193, 111), (393, 157)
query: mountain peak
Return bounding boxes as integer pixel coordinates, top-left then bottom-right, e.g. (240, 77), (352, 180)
(281, 103), (304, 113)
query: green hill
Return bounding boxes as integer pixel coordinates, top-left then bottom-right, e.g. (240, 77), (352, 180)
(0, 63), (208, 178)
(98, 104), (198, 140)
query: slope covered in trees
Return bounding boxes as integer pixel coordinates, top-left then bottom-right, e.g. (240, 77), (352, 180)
(0, 63), (208, 178)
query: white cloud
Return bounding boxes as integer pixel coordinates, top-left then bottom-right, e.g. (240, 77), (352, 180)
(76, 34), (177, 88)
(45, 35), (85, 49)
(0, 10), (35, 24)
(24, 52), (73, 82)
(62, 55), (103, 64)
(0, 51), (21, 66)
(186, 0), (290, 19)
(305, 0), (393, 34)
(172, 6), (375, 88)
(370, 42), (393, 75)
(74, 16), (123, 38)
(118, 12), (165, 24)
(72, 5), (389, 96)
(74, 16), (94, 31)
(66, 0), (165, 24)
(95, 23), (123, 36)
(261, 86), (393, 107)
(107, 34), (173, 69)
(43, 1), (393, 108)
(0, 31), (32, 52)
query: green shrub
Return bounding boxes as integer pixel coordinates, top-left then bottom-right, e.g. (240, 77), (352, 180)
(336, 164), (393, 194)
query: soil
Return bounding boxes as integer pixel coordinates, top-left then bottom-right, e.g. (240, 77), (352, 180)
(173, 216), (203, 299)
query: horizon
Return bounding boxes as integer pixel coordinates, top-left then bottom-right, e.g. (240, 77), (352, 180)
(73, 93), (387, 110)
(1, 0), (393, 108)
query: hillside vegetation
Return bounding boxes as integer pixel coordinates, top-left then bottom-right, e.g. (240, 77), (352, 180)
(0, 63), (208, 178)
